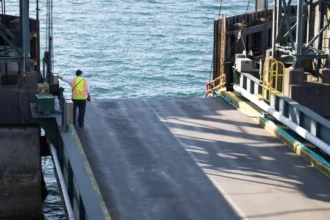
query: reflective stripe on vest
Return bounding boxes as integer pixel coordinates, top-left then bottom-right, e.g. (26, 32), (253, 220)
(72, 77), (87, 100)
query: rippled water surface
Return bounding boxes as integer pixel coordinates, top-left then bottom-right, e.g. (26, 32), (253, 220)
(7, 0), (253, 218)
(50, 0), (254, 99)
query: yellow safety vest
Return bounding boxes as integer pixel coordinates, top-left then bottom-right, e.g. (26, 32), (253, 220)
(72, 77), (88, 100)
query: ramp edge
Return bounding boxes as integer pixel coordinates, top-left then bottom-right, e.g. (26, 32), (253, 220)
(70, 125), (112, 220)
(220, 91), (330, 179)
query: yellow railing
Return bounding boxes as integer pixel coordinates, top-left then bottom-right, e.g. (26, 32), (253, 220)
(262, 57), (285, 101)
(205, 75), (226, 97)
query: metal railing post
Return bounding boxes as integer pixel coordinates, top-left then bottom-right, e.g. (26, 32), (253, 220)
(60, 88), (73, 131)
(65, 99), (73, 130)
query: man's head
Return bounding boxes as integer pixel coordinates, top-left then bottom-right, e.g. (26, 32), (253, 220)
(76, 70), (83, 77)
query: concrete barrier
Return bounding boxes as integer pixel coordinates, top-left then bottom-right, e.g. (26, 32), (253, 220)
(0, 126), (42, 219)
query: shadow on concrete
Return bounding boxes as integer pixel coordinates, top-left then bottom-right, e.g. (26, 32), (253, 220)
(151, 97), (330, 218)
(77, 98), (246, 220)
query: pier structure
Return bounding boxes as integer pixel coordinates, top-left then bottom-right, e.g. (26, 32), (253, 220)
(33, 95), (330, 220)
(211, 0), (330, 117)
(0, 0), (44, 219)
(37, 0), (330, 216)
(2, 0), (330, 220)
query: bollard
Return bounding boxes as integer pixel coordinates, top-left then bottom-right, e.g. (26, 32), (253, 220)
(65, 99), (73, 130)
(62, 99), (73, 131)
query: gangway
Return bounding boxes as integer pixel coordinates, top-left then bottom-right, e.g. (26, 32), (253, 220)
(44, 97), (330, 220)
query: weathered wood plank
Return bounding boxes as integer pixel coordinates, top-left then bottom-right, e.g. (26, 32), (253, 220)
(220, 15), (227, 78)
(213, 20), (218, 80)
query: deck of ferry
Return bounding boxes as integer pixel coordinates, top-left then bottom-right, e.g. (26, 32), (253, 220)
(76, 97), (330, 220)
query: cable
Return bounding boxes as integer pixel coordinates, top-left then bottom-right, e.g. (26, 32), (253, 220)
(51, 0), (54, 74)
(209, 55), (214, 82)
(226, 38), (240, 63)
(241, 34), (247, 52)
(243, 0), (251, 23)
(218, 0), (223, 19)
(45, 0), (55, 78)
(46, 0), (49, 50)
(245, 0), (251, 15)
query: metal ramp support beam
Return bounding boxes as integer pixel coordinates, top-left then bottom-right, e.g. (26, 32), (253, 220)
(20, 0), (31, 72)
(274, 0), (330, 68)
(0, 29), (21, 54)
(295, 0), (304, 67)
(0, 21), (16, 40)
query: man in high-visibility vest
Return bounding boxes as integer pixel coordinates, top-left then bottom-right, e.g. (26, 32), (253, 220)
(59, 70), (91, 128)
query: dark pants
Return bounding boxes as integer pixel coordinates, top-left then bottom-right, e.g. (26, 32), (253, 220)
(73, 99), (87, 127)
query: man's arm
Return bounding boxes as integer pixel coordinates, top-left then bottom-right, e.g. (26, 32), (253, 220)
(86, 81), (91, 101)
(58, 75), (73, 87)
(87, 82), (91, 97)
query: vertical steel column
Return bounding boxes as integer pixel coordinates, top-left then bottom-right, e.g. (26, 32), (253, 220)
(306, 0), (312, 44)
(295, 0), (304, 67)
(316, 0), (322, 74)
(48, 36), (53, 84)
(36, 0), (40, 73)
(20, 0), (30, 72)
(276, 0), (282, 39)
(272, 0), (277, 57)
(47, 0), (54, 84)
(282, 0), (295, 49)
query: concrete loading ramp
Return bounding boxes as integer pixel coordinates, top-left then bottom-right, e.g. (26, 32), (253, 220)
(76, 98), (330, 220)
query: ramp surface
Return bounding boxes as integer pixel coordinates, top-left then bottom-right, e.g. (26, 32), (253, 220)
(77, 98), (330, 220)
